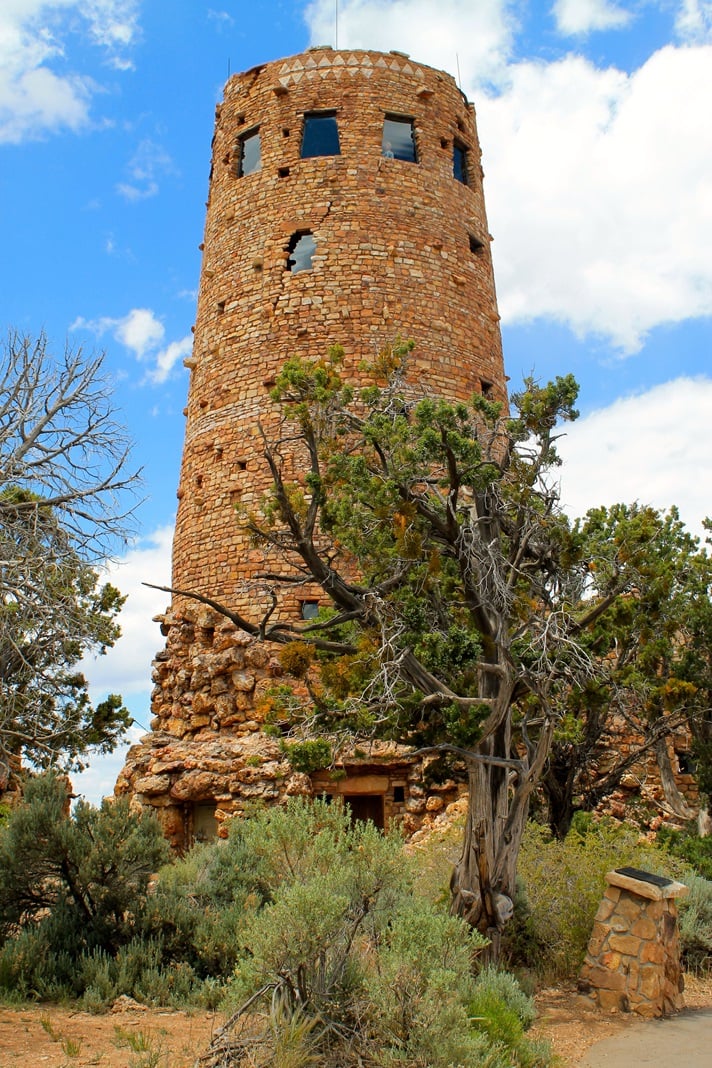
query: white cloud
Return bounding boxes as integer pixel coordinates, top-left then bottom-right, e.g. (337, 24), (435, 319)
(675, 0), (712, 42)
(73, 307), (192, 383)
(208, 9), (235, 30)
(0, 1), (140, 142)
(81, 524), (174, 697)
(114, 307), (165, 357)
(557, 377), (712, 538)
(73, 524), (173, 805)
(553, 0), (632, 36)
(304, 2), (712, 350)
(151, 336), (194, 384)
(116, 138), (175, 201)
(72, 525), (173, 803)
(83, 0), (141, 55)
(305, 0), (516, 85)
(477, 45), (712, 351)
(70, 724), (144, 805)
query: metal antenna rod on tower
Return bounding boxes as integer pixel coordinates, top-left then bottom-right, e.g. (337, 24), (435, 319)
(335, 0), (339, 49)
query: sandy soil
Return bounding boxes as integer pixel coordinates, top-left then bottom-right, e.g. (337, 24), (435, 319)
(0, 998), (220, 1067)
(0, 976), (710, 1067)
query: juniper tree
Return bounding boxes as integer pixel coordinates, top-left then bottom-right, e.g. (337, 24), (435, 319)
(155, 341), (710, 947)
(541, 503), (712, 838)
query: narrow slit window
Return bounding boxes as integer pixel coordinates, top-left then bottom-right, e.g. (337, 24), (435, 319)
(238, 129), (261, 176)
(301, 112), (340, 157)
(382, 116), (417, 162)
(286, 231), (316, 273)
(453, 141), (468, 185)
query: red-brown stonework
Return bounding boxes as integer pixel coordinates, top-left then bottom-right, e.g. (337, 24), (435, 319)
(117, 49), (502, 838)
(578, 870), (688, 1018)
(174, 46), (505, 612)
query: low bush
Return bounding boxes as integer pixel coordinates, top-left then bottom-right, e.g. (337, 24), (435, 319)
(678, 873), (712, 971)
(203, 798), (551, 1068)
(0, 773), (169, 954)
(504, 818), (673, 980)
(657, 823), (712, 880)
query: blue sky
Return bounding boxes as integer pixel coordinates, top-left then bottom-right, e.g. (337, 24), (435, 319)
(2, 0), (710, 801)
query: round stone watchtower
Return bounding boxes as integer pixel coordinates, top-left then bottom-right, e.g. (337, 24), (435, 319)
(175, 45), (505, 609)
(117, 48), (508, 848)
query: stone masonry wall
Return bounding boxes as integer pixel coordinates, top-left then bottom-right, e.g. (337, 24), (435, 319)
(115, 603), (462, 850)
(174, 46), (505, 615)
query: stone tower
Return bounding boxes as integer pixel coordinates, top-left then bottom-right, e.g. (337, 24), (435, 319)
(116, 47), (507, 848)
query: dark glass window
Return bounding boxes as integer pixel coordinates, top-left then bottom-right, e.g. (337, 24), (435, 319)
(301, 112), (340, 157)
(287, 232), (316, 273)
(382, 117), (417, 162)
(238, 129), (261, 176)
(453, 141), (468, 184)
(300, 599), (320, 620)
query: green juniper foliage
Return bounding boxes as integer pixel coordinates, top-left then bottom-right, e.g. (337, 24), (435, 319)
(0, 773), (169, 999)
(153, 340), (710, 948)
(541, 504), (712, 837)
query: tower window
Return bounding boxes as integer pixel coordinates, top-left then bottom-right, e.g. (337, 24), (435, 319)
(301, 112), (341, 157)
(286, 232), (316, 273)
(237, 129), (261, 176)
(480, 379), (493, 398)
(453, 141), (468, 185)
(677, 751), (696, 775)
(300, 600), (320, 620)
(469, 233), (485, 255)
(382, 116), (417, 162)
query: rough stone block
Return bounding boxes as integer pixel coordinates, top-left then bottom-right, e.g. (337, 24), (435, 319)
(608, 934), (641, 956)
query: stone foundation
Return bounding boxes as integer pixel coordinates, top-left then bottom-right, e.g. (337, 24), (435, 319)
(578, 868), (688, 1018)
(115, 604), (462, 850)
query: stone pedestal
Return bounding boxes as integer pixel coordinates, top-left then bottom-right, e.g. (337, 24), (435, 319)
(578, 868), (688, 1018)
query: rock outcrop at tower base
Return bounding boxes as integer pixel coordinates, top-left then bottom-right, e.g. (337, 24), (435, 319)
(116, 604), (463, 850)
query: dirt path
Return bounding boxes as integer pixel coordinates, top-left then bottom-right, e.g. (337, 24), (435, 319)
(0, 976), (710, 1067)
(534, 974), (712, 1066)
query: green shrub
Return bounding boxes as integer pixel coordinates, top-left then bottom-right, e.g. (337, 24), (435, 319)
(678, 874), (712, 971)
(657, 824), (712, 880)
(281, 739), (332, 773)
(0, 774), (174, 1005)
(507, 819), (670, 980)
(0, 773), (169, 953)
(207, 797), (550, 1068)
(365, 901), (491, 1068)
(78, 948), (118, 1006)
(468, 967), (550, 1068)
